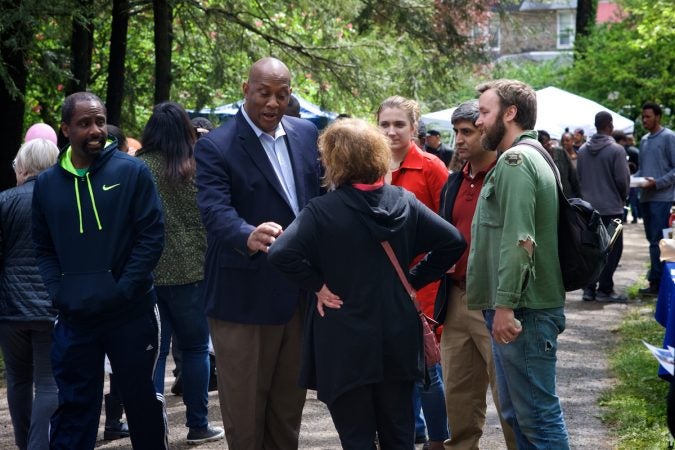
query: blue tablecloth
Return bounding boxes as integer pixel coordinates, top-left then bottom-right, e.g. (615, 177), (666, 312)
(655, 261), (675, 382)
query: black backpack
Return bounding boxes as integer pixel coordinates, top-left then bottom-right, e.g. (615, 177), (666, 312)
(520, 139), (613, 292)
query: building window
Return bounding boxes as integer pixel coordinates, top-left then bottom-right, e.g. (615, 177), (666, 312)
(557, 10), (575, 49)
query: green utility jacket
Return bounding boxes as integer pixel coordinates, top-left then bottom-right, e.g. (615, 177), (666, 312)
(467, 137), (565, 311)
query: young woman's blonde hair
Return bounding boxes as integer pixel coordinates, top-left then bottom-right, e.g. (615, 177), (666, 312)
(14, 138), (59, 176)
(376, 96), (421, 131)
(319, 118), (391, 188)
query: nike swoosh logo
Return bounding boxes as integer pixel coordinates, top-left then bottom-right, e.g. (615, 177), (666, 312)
(102, 183), (121, 191)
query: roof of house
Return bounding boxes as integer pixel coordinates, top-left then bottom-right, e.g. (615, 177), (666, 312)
(496, 1), (622, 19)
(495, 1), (576, 13)
(519, 1), (576, 11)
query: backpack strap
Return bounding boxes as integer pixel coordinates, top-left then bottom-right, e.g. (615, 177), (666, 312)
(517, 138), (565, 197)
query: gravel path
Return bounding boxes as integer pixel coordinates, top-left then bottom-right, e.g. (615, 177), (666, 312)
(0, 223), (649, 449)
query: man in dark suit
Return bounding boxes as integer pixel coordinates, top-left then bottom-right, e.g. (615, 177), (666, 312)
(195, 57), (321, 449)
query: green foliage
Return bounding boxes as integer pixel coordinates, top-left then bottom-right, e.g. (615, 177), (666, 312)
(564, 0), (675, 133)
(491, 59), (567, 91)
(23, 14), (74, 129)
(600, 306), (672, 449)
(0, 0), (40, 97)
(12, 0), (490, 134)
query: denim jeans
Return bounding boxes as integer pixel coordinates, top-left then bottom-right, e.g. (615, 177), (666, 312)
(628, 188), (641, 221)
(641, 201), (672, 284)
(413, 363), (449, 441)
(153, 282), (210, 429)
(0, 321), (58, 450)
(484, 308), (569, 450)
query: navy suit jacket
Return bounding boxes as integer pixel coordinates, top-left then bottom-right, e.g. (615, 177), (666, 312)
(195, 110), (322, 324)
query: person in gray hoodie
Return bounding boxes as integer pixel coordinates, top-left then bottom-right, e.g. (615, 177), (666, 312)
(637, 102), (675, 295)
(577, 111), (630, 302)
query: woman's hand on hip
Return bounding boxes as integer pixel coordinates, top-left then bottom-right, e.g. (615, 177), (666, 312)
(316, 284), (343, 317)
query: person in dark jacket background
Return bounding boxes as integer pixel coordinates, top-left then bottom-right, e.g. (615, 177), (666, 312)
(538, 130), (580, 198)
(424, 129), (454, 168)
(577, 111), (630, 302)
(32, 92), (168, 449)
(613, 130), (641, 223)
(268, 118), (466, 449)
(0, 138), (59, 450)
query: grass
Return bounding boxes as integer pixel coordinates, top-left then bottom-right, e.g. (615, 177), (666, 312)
(600, 298), (673, 449)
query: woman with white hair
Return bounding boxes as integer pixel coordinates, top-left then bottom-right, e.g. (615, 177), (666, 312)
(0, 138), (59, 450)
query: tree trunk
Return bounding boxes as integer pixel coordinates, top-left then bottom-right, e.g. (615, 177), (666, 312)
(576, 0), (597, 39)
(106, 0), (130, 126)
(67, 0), (95, 95)
(153, 0), (172, 104)
(0, 5), (29, 190)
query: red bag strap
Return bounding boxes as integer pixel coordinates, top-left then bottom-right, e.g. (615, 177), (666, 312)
(380, 241), (421, 312)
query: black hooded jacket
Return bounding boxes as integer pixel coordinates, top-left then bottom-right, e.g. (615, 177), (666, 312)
(269, 184), (465, 405)
(32, 142), (164, 328)
(0, 178), (56, 322)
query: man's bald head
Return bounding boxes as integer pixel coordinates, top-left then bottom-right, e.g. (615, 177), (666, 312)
(248, 57), (291, 84)
(243, 57), (293, 135)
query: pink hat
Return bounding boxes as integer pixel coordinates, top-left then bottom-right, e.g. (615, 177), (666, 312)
(25, 123), (58, 146)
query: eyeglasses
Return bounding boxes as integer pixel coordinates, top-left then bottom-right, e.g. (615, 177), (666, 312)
(11, 159), (16, 170)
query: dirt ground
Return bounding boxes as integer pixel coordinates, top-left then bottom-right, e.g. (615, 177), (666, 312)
(0, 222), (653, 449)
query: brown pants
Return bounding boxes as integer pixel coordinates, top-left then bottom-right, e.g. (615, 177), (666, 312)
(441, 284), (517, 450)
(208, 308), (306, 450)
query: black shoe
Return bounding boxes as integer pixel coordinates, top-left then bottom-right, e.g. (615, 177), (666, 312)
(171, 374), (183, 396)
(596, 290), (627, 303)
(104, 423), (130, 441)
(582, 289), (596, 301)
(638, 285), (659, 296)
(186, 426), (224, 445)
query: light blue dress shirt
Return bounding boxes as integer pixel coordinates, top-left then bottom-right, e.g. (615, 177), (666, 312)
(241, 107), (300, 216)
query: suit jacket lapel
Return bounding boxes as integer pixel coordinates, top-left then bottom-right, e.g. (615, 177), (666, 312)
(281, 117), (308, 208)
(236, 112), (294, 212)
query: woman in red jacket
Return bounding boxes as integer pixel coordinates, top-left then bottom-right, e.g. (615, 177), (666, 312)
(377, 96), (450, 450)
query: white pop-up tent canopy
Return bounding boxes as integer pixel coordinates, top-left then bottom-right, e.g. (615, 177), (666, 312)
(420, 107), (456, 132)
(535, 87), (634, 139)
(420, 87), (635, 139)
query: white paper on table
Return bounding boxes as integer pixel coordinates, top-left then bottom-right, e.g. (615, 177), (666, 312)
(643, 340), (675, 375)
(630, 176), (647, 187)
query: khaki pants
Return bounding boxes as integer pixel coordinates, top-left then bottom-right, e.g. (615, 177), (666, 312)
(208, 307), (306, 450)
(441, 284), (517, 450)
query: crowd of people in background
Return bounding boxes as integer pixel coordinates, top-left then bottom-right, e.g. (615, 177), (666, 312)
(1, 54), (674, 450)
